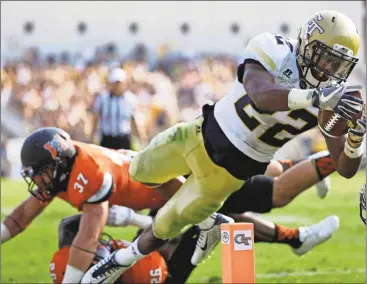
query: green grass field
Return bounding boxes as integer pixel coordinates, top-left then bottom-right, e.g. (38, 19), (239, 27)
(1, 172), (366, 283)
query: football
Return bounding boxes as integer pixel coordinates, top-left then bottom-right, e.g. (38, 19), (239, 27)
(318, 90), (364, 138)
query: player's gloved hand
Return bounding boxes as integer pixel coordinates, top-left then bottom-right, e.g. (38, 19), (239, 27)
(311, 84), (363, 121)
(107, 205), (134, 227)
(347, 115), (366, 149)
(344, 114), (366, 159)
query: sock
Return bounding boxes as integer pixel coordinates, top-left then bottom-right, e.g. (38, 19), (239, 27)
(198, 213), (217, 230)
(311, 153), (335, 180)
(115, 237), (146, 266)
(274, 224), (302, 249)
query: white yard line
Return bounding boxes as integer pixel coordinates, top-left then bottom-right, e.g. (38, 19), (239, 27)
(199, 268), (365, 282)
(256, 268), (365, 278)
(246, 212), (314, 224)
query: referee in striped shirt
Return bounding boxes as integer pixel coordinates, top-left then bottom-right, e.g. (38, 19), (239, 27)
(91, 68), (147, 150)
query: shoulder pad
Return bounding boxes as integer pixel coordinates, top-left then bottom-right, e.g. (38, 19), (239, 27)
(243, 32), (293, 75)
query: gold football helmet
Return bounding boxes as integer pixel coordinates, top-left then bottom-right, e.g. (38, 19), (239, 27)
(296, 10), (360, 88)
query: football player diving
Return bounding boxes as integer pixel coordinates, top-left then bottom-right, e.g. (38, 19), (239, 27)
(82, 10), (366, 283)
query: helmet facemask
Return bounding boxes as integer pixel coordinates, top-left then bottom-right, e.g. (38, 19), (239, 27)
(21, 160), (65, 202)
(298, 40), (358, 88)
(93, 233), (117, 264)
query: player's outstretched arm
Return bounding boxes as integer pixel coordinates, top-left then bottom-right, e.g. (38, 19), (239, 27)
(272, 159), (321, 207)
(62, 201), (109, 283)
(1, 195), (49, 244)
(242, 63), (363, 118)
(227, 152), (333, 213)
(107, 205), (153, 229)
(272, 152), (334, 207)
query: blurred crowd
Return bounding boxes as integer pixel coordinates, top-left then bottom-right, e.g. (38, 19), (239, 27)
(3, 42), (354, 177)
(1, 44), (238, 145)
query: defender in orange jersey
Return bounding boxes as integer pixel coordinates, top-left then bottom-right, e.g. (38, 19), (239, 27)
(50, 215), (168, 284)
(28, 132), (169, 211)
(51, 242), (167, 284)
(0, 127), (180, 283)
(54, 142), (168, 211)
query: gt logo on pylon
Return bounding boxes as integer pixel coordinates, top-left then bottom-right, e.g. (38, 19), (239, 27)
(234, 234), (251, 245)
(233, 230), (253, 251)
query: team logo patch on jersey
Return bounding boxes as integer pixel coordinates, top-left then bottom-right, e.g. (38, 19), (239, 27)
(44, 134), (69, 160)
(283, 69), (293, 78)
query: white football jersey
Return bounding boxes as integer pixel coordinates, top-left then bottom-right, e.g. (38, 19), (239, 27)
(214, 32), (319, 162)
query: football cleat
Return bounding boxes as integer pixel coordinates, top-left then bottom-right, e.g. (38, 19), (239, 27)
(81, 251), (132, 283)
(191, 213), (234, 265)
(316, 176), (331, 199)
(293, 215), (339, 256)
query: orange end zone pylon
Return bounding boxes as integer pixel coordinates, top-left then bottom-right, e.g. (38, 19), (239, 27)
(221, 222), (255, 283)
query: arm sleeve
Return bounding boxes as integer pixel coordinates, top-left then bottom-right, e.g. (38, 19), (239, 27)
(87, 172), (114, 203)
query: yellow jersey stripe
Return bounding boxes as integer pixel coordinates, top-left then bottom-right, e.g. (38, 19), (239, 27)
(252, 46), (276, 72)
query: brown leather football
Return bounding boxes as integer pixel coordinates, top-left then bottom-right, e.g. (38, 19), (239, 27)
(318, 90), (364, 138)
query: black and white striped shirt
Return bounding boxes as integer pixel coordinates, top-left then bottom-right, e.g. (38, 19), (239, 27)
(94, 90), (137, 137)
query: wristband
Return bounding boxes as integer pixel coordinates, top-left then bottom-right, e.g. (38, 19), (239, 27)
(344, 141), (364, 159)
(288, 88), (314, 110)
(1, 222), (11, 244)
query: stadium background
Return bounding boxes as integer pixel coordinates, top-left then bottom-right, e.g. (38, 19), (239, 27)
(1, 1), (366, 283)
